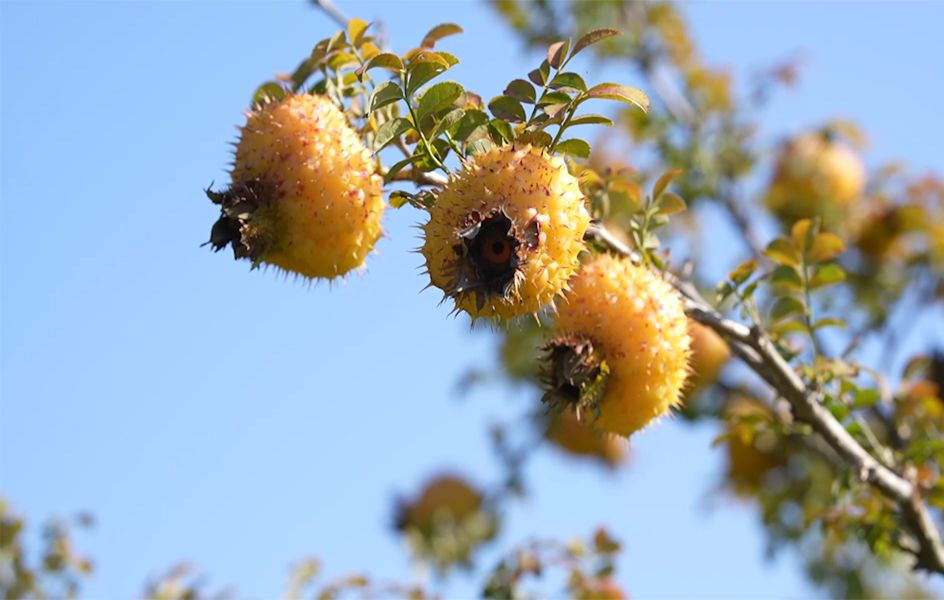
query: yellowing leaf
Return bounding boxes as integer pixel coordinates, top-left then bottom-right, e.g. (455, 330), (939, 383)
(808, 232), (845, 263)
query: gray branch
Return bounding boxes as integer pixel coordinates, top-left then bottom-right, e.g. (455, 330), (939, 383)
(586, 221), (944, 574)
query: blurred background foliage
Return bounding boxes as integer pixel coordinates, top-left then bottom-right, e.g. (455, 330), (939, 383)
(2, 0), (943, 598)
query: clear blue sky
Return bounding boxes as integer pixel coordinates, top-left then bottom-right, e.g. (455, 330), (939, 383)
(2, 2), (942, 598)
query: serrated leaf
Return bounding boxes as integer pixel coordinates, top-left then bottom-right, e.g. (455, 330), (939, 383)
(373, 118), (412, 152)
(808, 232), (845, 263)
(368, 81), (403, 113)
(537, 90), (572, 106)
(417, 81), (463, 119)
(769, 296), (805, 321)
(566, 114), (614, 127)
(547, 39), (570, 69)
(653, 168), (682, 200)
(488, 119), (514, 144)
(572, 28), (620, 57)
(764, 237), (801, 267)
(430, 108), (466, 139)
(654, 192), (686, 216)
(503, 79), (536, 104)
(347, 18), (370, 46)
(549, 72), (587, 91)
(528, 61), (551, 86)
(452, 109), (489, 141)
(810, 263), (846, 288)
(585, 83), (650, 112)
(359, 52), (403, 78)
(406, 61), (448, 94)
(251, 82), (286, 108)
(488, 95), (527, 122)
(771, 265), (803, 290)
(729, 259), (759, 286)
(421, 23), (463, 48)
(555, 138), (590, 158)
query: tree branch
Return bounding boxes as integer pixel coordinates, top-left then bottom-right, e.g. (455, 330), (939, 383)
(586, 221), (944, 574)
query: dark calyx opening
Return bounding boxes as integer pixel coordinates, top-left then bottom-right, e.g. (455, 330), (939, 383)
(542, 335), (608, 420)
(448, 210), (540, 309)
(203, 180), (268, 263)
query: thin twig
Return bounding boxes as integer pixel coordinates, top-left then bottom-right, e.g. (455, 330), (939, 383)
(587, 221), (944, 574)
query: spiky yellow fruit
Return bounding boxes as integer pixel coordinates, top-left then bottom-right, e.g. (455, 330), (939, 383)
(684, 320), (730, 397)
(765, 132), (865, 222)
(544, 410), (627, 468)
(421, 144), (590, 319)
(206, 93), (384, 279)
(545, 254), (691, 437)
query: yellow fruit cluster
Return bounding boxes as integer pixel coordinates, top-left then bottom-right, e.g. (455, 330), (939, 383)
(208, 93), (384, 279)
(548, 254), (691, 437)
(765, 132), (865, 222)
(421, 144), (590, 320)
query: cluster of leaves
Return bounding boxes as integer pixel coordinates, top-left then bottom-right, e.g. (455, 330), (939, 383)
(489, 0), (943, 596)
(482, 528), (624, 600)
(0, 500), (93, 600)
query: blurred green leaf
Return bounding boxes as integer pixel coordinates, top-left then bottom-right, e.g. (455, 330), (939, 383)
(729, 259), (759, 286)
(421, 23), (463, 48)
(547, 39), (570, 69)
(765, 237), (801, 267)
(810, 263), (846, 289)
(654, 192), (686, 216)
(555, 138), (590, 158)
(585, 83), (649, 112)
(770, 296), (805, 321)
(572, 28), (621, 57)
(808, 232), (846, 263)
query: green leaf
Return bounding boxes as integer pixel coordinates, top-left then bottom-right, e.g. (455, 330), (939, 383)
(326, 30), (347, 53)
(771, 265), (803, 290)
(435, 51), (460, 67)
(430, 108), (466, 139)
(810, 263), (846, 288)
(764, 237), (801, 267)
(537, 91), (572, 106)
(417, 81), (464, 119)
(488, 119), (514, 144)
(488, 95), (527, 122)
(503, 79), (536, 104)
(549, 72), (587, 91)
(654, 192), (686, 216)
(516, 130), (553, 147)
(466, 138), (495, 156)
(812, 318), (846, 330)
(572, 28), (620, 57)
(368, 81), (403, 113)
(769, 296), (805, 321)
(421, 23), (463, 48)
(547, 39), (570, 69)
(653, 169), (682, 200)
(290, 58), (317, 91)
(406, 61), (448, 95)
(528, 60), (551, 86)
(585, 83), (650, 112)
(388, 190), (415, 208)
(383, 155), (421, 183)
(251, 82), (286, 108)
(347, 18), (370, 46)
(452, 109), (489, 141)
(555, 138), (590, 158)
(410, 51), (451, 68)
(729, 259), (759, 286)
(851, 388), (879, 409)
(566, 114), (614, 127)
(808, 232), (846, 263)
(359, 52), (403, 78)
(327, 51), (359, 70)
(373, 118), (412, 152)
(791, 218), (815, 252)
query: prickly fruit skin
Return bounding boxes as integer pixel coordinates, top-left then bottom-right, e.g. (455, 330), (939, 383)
(545, 410), (627, 467)
(551, 254), (691, 437)
(208, 93), (384, 279)
(421, 144), (590, 320)
(765, 132), (865, 222)
(684, 320), (730, 396)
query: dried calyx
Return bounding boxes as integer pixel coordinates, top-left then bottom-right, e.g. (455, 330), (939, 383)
(542, 334), (610, 422)
(204, 180), (270, 265)
(446, 208), (539, 311)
